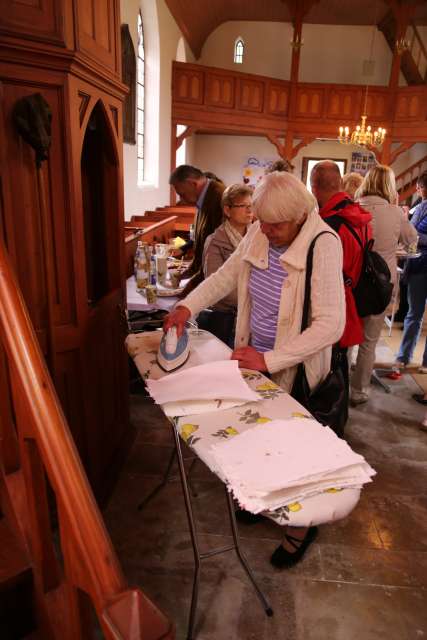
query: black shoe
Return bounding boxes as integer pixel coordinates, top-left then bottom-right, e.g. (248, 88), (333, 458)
(270, 526), (318, 569)
(235, 509), (266, 525)
(412, 393), (427, 405)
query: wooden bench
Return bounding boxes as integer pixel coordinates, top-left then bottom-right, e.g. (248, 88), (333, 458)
(131, 209), (195, 232)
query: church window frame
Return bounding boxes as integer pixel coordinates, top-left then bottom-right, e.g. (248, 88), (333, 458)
(137, 11), (145, 185)
(234, 38), (244, 64)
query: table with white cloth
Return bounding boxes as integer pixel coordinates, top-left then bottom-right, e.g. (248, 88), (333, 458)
(126, 275), (187, 312)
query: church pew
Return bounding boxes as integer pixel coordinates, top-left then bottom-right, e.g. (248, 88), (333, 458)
(131, 210), (194, 232)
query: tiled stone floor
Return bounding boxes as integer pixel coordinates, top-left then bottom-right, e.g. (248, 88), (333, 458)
(103, 372), (427, 640)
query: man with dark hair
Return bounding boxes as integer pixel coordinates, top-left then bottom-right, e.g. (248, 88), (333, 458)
(169, 164), (225, 294)
(310, 160), (372, 418)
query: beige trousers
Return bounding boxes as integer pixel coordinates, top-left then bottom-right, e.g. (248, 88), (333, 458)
(351, 312), (387, 397)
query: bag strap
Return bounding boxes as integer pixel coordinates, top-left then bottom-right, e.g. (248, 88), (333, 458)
(330, 215), (366, 250)
(301, 231), (336, 333)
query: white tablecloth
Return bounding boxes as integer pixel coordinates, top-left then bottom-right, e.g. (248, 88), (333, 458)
(126, 276), (182, 312)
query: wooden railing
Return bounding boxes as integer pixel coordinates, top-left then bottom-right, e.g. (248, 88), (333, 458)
(0, 239), (175, 639)
(396, 155), (427, 201)
(172, 61), (427, 143)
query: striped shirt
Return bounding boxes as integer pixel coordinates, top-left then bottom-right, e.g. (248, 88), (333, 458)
(249, 245), (289, 352)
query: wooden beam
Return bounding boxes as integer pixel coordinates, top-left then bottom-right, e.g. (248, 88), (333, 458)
(389, 142), (414, 166)
(290, 136), (316, 159)
(387, 0), (420, 90)
(176, 125), (196, 150)
(266, 134), (286, 158)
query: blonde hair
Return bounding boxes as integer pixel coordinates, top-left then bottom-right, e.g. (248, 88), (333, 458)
(355, 164), (397, 204)
(221, 183), (252, 208)
(342, 172), (364, 199)
(252, 171), (317, 224)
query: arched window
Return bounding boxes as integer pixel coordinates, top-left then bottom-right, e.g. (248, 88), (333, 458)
(234, 38), (244, 64)
(137, 12), (145, 184)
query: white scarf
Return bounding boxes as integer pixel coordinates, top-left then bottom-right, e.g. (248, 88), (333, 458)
(223, 219), (249, 250)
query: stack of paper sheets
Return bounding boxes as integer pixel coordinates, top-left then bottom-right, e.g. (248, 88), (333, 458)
(211, 418), (376, 513)
(146, 360), (260, 416)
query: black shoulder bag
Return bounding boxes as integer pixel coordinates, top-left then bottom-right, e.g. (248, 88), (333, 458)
(290, 232), (348, 438)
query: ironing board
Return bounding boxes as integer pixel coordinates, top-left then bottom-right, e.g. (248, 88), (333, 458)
(126, 329), (361, 639)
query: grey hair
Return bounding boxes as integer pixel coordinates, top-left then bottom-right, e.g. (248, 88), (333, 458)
(252, 171), (317, 224)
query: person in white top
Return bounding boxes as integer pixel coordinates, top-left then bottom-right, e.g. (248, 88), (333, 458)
(350, 165), (417, 405)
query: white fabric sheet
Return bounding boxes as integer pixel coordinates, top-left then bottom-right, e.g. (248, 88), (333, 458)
(146, 360), (260, 407)
(161, 397), (252, 418)
(211, 418), (376, 512)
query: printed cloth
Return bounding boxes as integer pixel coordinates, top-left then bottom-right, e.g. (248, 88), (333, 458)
(127, 330), (364, 528)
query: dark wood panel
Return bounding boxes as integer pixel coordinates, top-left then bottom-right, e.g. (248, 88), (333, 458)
(173, 66), (204, 104)
(54, 348), (88, 467)
(206, 73), (235, 109)
(0, 0), (67, 46)
(295, 86), (326, 118)
(266, 82), (289, 116)
(75, 0), (120, 74)
(82, 290), (129, 495)
(1, 82), (77, 331)
(237, 78), (264, 113)
(0, 347), (20, 473)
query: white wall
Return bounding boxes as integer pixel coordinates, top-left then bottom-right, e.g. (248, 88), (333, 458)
(120, 0), (195, 219)
(199, 22), (394, 85)
(199, 21), (293, 79)
(192, 135), (355, 187)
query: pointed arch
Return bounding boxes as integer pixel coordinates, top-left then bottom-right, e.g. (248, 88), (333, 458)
(234, 37), (244, 64)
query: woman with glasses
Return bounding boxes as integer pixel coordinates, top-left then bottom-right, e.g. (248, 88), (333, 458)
(164, 171), (346, 569)
(197, 184), (254, 347)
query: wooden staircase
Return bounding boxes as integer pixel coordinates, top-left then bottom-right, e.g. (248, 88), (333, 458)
(0, 240), (175, 639)
(396, 155), (427, 202)
(379, 11), (427, 85)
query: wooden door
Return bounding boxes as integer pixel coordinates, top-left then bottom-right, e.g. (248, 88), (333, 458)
(79, 100), (130, 497)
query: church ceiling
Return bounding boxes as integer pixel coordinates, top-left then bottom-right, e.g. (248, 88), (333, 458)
(164, 0), (427, 58)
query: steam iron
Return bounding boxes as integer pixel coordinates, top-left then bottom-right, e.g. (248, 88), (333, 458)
(157, 326), (190, 372)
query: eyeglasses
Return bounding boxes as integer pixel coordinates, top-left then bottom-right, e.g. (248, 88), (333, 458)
(230, 203), (252, 210)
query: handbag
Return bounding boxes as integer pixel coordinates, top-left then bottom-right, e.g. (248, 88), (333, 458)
(290, 232), (348, 437)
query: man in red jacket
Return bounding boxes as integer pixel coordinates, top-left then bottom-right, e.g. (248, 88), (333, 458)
(310, 161), (372, 421)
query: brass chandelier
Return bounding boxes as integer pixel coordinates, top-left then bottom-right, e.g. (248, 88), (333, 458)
(338, 20), (386, 149)
(338, 88), (386, 148)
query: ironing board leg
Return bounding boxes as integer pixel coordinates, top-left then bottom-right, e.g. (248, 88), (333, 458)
(137, 437), (199, 512)
(225, 490), (274, 617)
(137, 447), (176, 511)
(172, 424), (202, 640)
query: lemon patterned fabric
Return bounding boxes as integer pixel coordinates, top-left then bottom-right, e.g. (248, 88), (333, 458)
(175, 370), (361, 528)
(127, 330), (361, 529)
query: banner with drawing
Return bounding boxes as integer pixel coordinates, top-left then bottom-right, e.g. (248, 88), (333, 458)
(242, 157), (275, 187)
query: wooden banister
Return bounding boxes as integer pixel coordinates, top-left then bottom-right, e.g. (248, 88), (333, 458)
(395, 155), (427, 202)
(0, 239), (174, 639)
